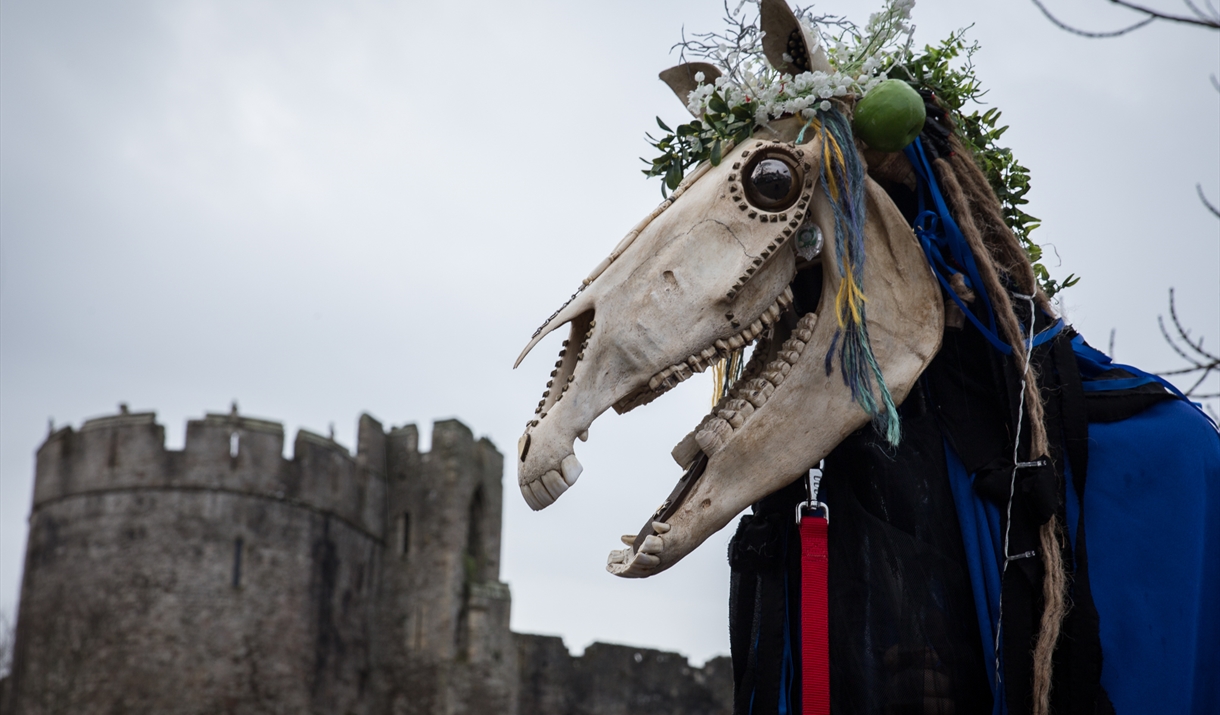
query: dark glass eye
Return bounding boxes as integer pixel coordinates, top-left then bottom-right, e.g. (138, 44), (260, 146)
(741, 151), (802, 211)
(750, 159), (792, 201)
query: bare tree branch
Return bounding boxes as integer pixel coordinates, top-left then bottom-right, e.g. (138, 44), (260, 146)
(1031, 0), (1220, 35)
(1030, 0), (1156, 36)
(1199, 183), (1220, 218)
(1157, 288), (1220, 398)
(1109, 0), (1220, 27)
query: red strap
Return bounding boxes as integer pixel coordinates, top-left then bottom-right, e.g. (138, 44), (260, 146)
(800, 514), (830, 715)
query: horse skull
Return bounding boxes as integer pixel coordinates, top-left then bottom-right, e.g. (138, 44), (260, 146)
(515, 117), (942, 577)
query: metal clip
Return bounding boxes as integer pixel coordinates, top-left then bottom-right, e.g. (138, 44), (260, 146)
(796, 461), (829, 524)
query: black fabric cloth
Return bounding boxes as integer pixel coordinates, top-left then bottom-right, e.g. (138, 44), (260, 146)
(729, 480), (804, 715)
(822, 393), (993, 715)
(727, 318), (1138, 714)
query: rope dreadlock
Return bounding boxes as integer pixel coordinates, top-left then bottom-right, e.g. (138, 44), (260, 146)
(931, 136), (1066, 715)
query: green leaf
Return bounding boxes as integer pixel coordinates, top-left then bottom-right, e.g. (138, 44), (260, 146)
(711, 139), (722, 165)
(665, 162), (682, 191)
(656, 117), (673, 133)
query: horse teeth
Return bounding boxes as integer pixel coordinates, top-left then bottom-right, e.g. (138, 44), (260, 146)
(640, 535), (664, 555)
(728, 335), (745, 350)
(780, 350), (800, 364)
(726, 398), (754, 419)
(766, 304), (782, 321)
(621, 534), (637, 547)
(701, 347), (718, 361)
(634, 553), (661, 568)
(541, 470), (569, 500)
(762, 368), (785, 386)
(521, 483), (543, 510)
(696, 418), (731, 454)
(782, 339), (806, 354)
(687, 355), (706, 372)
(720, 409), (744, 429)
(798, 311), (817, 330)
(578, 429), (589, 442)
(673, 364), (693, 381)
(560, 454), (583, 486)
(749, 320), (764, 335)
(652, 521), (671, 534)
(795, 329), (814, 342)
(715, 339), (730, 353)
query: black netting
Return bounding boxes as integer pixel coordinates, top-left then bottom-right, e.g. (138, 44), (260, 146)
(729, 391), (992, 715)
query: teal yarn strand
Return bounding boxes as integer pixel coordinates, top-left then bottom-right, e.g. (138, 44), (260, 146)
(817, 108), (901, 445)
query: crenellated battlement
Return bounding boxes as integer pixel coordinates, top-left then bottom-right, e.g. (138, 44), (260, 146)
(10, 404), (733, 715)
(31, 405), (434, 539)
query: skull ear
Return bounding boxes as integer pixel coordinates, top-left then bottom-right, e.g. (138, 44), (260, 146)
(658, 62), (722, 116)
(760, 0), (831, 75)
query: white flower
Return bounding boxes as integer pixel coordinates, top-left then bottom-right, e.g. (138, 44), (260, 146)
(819, 100), (832, 111)
(694, 71), (706, 83)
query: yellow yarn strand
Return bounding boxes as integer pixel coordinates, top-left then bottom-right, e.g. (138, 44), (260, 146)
(822, 135), (839, 201)
(711, 357), (726, 407)
(820, 124), (864, 329)
(834, 271), (868, 328)
(710, 350), (743, 407)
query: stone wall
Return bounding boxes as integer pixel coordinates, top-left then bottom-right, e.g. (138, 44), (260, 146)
(515, 634), (732, 715)
(4, 408), (729, 715)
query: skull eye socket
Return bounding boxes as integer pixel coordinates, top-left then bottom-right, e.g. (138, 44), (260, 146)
(742, 151), (802, 211)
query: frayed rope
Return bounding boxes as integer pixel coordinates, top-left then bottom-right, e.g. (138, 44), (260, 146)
(816, 109), (900, 445)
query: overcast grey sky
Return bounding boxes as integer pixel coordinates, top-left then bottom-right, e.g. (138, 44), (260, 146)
(2, 0), (1216, 665)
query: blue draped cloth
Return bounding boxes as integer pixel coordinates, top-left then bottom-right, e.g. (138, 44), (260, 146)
(947, 374), (1219, 714)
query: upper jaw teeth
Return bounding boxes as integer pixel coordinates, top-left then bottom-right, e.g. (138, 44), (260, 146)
(520, 452), (584, 511)
(646, 286), (793, 393)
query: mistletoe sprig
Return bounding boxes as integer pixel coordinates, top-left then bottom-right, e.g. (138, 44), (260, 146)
(904, 32), (1079, 297)
(643, 0), (916, 194)
(643, 91), (755, 195)
(642, 3), (1079, 297)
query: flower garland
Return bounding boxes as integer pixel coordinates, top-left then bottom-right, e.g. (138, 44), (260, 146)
(644, 0), (916, 192)
(643, 0), (1078, 298)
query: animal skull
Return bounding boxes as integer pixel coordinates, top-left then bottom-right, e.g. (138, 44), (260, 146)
(513, 12), (943, 578)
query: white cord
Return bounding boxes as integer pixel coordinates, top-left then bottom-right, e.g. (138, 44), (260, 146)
(994, 292), (1038, 690)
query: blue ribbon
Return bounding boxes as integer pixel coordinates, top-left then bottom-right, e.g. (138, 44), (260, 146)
(903, 138), (1062, 356)
(1070, 335), (1216, 426)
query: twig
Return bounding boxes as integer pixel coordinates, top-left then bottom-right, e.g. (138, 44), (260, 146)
(1109, 0), (1220, 28)
(1198, 183), (1220, 218)
(1030, 0), (1156, 36)
(1156, 288), (1220, 398)
(1030, 0), (1220, 36)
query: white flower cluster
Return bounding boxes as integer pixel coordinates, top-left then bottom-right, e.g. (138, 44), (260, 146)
(683, 0), (916, 127)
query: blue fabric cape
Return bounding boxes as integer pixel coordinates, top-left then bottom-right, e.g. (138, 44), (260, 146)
(948, 387), (1219, 714)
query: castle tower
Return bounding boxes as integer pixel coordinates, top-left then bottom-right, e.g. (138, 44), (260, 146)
(5, 407), (514, 715)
